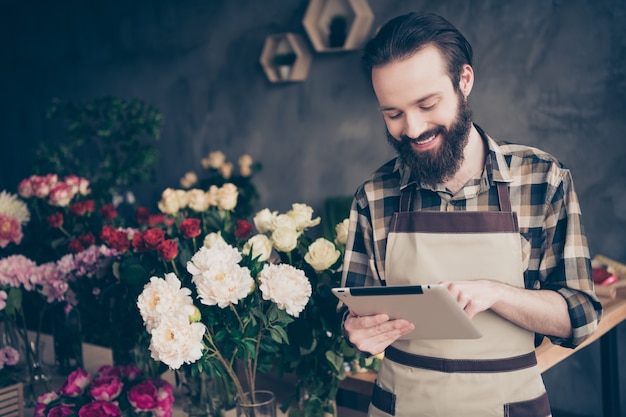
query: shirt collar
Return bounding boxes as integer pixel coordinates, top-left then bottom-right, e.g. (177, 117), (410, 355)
(396, 124), (513, 191)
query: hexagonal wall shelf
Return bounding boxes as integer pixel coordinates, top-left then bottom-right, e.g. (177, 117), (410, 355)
(259, 33), (312, 83)
(302, 0), (374, 53)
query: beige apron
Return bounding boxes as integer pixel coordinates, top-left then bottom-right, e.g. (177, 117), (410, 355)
(369, 182), (551, 417)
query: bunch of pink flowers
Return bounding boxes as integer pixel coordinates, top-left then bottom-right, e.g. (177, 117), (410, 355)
(34, 365), (174, 417)
(18, 174), (90, 207)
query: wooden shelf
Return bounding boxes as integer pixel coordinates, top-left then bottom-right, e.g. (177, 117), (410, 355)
(302, 0), (374, 53)
(259, 33), (312, 83)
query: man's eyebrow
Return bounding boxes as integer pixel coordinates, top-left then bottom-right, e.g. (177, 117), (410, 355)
(378, 93), (441, 111)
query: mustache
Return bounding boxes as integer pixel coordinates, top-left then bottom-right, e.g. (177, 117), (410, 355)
(401, 126), (445, 144)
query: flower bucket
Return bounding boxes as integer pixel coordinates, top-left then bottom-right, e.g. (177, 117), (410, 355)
(0, 383), (24, 417)
(236, 390), (276, 417)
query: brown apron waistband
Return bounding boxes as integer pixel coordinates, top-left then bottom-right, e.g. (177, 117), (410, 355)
(385, 345), (537, 373)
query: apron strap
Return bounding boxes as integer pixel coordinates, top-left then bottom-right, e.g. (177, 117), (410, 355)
(496, 181), (512, 213)
(399, 182), (512, 213)
(399, 185), (415, 213)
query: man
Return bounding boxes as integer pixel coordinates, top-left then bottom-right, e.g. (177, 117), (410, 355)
(340, 12), (602, 417)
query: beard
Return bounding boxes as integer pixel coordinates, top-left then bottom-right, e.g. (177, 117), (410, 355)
(386, 92), (473, 188)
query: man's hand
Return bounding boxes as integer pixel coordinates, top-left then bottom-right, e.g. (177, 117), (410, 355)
(344, 311), (415, 355)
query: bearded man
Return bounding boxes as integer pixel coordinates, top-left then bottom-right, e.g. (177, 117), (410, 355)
(340, 12), (602, 417)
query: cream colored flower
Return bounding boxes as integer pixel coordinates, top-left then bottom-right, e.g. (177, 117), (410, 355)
(158, 188), (182, 215)
(287, 203), (321, 231)
(206, 185), (219, 207)
(238, 154), (253, 177)
(137, 273), (197, 333)
(304, 238), (341, 272)
(217, 183), (238, 211)
(149, 315), (206, 369)
(203, 232), (227, 249)
(187, 241), (242, 280)
(0, 191), (30, 225)
(187, 189), (211, 212)
(242, 234), (273, 262)
(258, 264), (311, 317)
(271, 226), (299, 253)
(273, 213), (297, 231)
(253, 208), (278, 233)
(203, 151), (226, 169)
(334, 218), (349, 245)
(193, 262), (254, 308)
(219, 162), (233, 179)
(180, 171), (198, 189)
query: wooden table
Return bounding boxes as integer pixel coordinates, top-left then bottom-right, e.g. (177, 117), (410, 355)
(340, 296), (626, 417)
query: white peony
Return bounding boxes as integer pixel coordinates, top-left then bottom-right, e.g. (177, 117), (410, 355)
(242, 234), (273, 262)
(258, 264), (311, 317)
(253, 208), (278, 233)
(217, 183), (238, 211)
(334, 218), (350, 245)
(137, 273), (196, 333)
(187, 241), (242, 280)
(271, 226), (299, 253)
(304, 238), (341, 272)
(287, 203), (321, 231)
(149, 315), (206, 369)
(193, 262), (254, 308)
(0, 191), (30, 225)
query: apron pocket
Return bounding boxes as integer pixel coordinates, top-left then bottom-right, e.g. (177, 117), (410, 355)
(371, 381), (396, 416)
(504, 391), (551, 417)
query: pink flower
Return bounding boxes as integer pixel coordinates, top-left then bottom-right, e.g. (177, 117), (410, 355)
(31, 175), (54, 198)
(49, 182), (75, 207)
(154, 380), (174, 417)
(0, 214), (23, 248)
(122, 364), (142, 381)
(90, 375), (124, 401)
(0, 346), (20, 365)
(60, 368), (92, 397)
(47, 403), (76, 417)
(17, 177), (35, 198)
(34, 392), (60, 417)
(0, 290), (7, 310)
(127, 379), (159, 411)
(64, 175), (90, 196)
(78, 400), (122, 417)
(0, 254), (38, 289)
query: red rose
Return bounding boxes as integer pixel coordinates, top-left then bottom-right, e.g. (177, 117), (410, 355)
(135, 207), (151, 224)
(69, 201), (87, 216)
(46, 212), (64, 228)
(148, 214), (174, 227)
(143, 228), (165, 251)
(100, 225), (115, 243)
(79, 232), (96, 247)
(108, 230), (130, 253)
(68, 239), (85, 254)
(179, 218), (201, 239)
(234, 219), (253, 239)
(84, 199), (95, 213)
(131, 231), (149, 253)
(99, 203), (118, 220)
(157, 239), (178, 262)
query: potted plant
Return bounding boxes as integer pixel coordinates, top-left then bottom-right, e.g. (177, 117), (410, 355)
(272, 52), (297, 80)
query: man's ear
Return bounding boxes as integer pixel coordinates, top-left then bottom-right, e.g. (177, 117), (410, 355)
(459, 64), (474, 98)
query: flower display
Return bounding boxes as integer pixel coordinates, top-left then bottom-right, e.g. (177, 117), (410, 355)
(34, 365), (174, 417)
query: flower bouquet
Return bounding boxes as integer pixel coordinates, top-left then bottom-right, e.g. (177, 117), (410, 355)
(34, 364), (174, 417)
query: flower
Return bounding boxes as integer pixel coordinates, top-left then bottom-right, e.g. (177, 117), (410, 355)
(334, 218), (349, 245)
(0, 190), (30, 248)
(36, 365), (173, 417)
(242, 234), (272, 262)
(258, 263), (311, 317)
(304, 238), (341, 272)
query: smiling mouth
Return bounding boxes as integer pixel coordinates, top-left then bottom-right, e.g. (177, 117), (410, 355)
(410, 133), (437, 146)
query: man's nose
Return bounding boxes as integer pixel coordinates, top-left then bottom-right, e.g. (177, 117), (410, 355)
(403, 112), (427, 139)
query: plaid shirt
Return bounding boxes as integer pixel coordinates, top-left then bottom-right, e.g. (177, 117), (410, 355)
(341, 127), (602, 348)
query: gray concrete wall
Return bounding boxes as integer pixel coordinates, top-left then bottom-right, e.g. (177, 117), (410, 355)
(1, 1), (625, 415)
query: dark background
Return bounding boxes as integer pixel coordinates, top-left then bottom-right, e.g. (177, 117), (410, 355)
(1, 1), (625, 415)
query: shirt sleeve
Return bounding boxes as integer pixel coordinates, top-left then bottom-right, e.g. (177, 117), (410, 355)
(539, 169), (602, 348)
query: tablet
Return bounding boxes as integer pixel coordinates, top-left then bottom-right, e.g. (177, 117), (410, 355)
(332, 284), (482, 340)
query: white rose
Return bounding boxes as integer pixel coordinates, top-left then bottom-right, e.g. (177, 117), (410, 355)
(273, 213), (297, 230)
(253, 208), (278, 233)
(158, 188), (181, 215)
(217, 183), (238, 211)
(187, 189), (211, 212)
(205, 150), (226, 169)
(180, 171), (198, 189)
(287, 203), (321, 231)
(203, 232), (227, 249)
(258, 263), (312, 317)
(238, 154), (253, 177)
(334, 218), (349, 245)
(304, 238), (341, 272)
(271, 227), (299, 253)
(242, 234), (273, 262)
(219, 162), (233, 179)
(206, 185), (219, 207)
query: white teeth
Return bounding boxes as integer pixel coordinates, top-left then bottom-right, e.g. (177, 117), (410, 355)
(414, 134), (436, 145)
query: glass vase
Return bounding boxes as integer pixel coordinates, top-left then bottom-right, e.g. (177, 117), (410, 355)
(182, 367), (219, 417)
(236, 390), (276, 417)
(52, 303), (83, 375)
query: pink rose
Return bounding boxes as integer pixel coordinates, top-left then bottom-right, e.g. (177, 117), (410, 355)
(122, 364), (142, 381)
(49, 183), (74, 207)
(33, 403), (47, 417)
(154, 380), (174, 417)
(48, 404), (75, 417)
(90, 375), (123, 401)
(78, 400), (122, 417)
(60, 368), (91, 397)
(96, 365), (121, 378)
(127, 379), (158, 411)
(32, 175), (52, 198)
(17, 177), (35, 198)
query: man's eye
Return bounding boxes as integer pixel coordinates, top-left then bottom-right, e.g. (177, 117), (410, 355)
(421, 103), (436, 111)
(387, 113), (402, 120)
